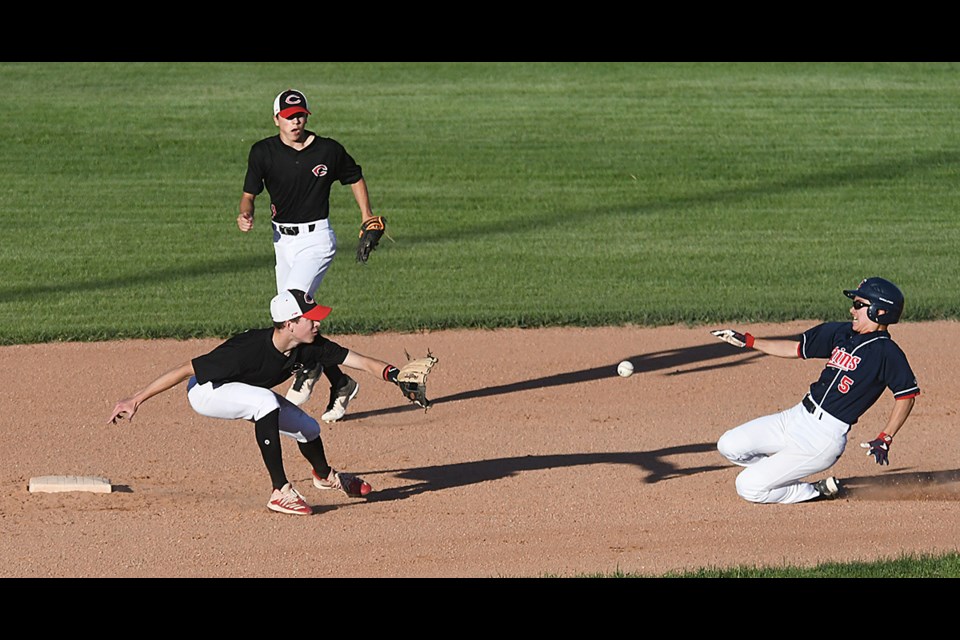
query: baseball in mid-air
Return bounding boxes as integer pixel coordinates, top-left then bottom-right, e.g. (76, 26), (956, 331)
(617, 360), (634, 377)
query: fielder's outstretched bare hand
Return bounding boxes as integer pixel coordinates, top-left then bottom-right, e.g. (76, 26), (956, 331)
(108, 398), (139, 424)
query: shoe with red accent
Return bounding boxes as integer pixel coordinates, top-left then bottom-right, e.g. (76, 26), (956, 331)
(312, 468), (372, 497)
(267, 483), (313, 515)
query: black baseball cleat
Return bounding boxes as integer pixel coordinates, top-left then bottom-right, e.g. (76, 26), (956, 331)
(813, 476), (841, 500)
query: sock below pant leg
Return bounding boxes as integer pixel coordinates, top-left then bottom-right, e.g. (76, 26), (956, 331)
(298, 437), (331, 479)
(255, 409), (288, 490)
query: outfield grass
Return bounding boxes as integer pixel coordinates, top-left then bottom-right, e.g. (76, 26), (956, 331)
(1, 62), (959, 343)
(601, 552), (960, 578)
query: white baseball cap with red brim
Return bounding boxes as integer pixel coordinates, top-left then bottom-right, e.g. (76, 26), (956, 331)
(270, 289), (331, 322)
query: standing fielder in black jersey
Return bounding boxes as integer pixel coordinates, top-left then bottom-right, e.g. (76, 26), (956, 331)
(108, 289), (413, 516)
(711, 277), (920, 504)
(237, 89), (386, 423)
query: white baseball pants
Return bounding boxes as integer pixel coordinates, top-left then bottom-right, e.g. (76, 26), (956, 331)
(717, 401), (849, 504)
(272, 219), (337, 296)
(186, 377), (321, 443)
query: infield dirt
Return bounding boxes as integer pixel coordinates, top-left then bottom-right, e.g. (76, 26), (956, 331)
(2, 321), (958, 578)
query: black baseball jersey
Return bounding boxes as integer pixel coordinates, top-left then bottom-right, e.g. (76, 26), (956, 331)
(243, 132), (363, 224)
(800, 321), (920, 425)
(192, 328), (349, 389)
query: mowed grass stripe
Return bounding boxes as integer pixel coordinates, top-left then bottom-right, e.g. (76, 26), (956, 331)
(1, 62), (958, 343)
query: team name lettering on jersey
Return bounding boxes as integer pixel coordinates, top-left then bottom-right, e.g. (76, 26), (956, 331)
(312, 164), (328, 177)
(827, 347), (861, 372)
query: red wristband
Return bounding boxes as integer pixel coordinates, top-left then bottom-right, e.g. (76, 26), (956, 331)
(744, 333), (755, 349)
(878, 432), (893, 443)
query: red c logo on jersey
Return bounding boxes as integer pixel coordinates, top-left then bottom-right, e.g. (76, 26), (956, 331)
(312, 164), (328, 177)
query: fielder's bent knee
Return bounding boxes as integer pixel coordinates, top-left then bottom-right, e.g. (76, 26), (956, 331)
(277, 403), (321, 443)
(292, 416), (321, 443)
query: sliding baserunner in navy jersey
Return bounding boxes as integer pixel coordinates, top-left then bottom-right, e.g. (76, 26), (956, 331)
(712, 277), (919, 504)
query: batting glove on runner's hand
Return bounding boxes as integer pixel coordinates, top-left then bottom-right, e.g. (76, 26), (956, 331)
(860, 432), (893, 465)
(711, 329), (755, 349)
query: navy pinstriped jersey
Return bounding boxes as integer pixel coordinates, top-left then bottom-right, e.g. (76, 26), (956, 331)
(192, 328), (349, 389)
(243, 132), (363, 224)
(800, 321), (919, 425)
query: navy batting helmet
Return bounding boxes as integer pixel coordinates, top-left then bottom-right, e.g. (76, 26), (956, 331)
(843, 277), (905, 325)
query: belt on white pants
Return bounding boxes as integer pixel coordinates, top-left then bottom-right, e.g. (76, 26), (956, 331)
(802, 394), (847, 430)
(273, 219), (330, 236)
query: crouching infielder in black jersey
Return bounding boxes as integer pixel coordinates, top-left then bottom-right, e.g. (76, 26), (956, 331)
(108, 289), (411, 516)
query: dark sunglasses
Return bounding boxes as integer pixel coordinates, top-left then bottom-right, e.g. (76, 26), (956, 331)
(852, 300), (871, 310)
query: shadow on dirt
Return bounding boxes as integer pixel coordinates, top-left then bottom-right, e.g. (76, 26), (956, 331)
(355, 462), (960, 505)
(839, 469), (960, 501)
(345, 334), (800, 421)
(363, 442), (725, 502)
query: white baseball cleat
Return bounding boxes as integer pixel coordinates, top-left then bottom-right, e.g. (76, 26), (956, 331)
(312, 468), (372, 497)
(267, 483), (313, 515)
(321, 376), (359, 423)
(286, 367), (322, 407)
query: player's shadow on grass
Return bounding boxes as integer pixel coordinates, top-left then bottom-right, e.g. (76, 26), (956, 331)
(837, 469), (960, 501)
(345, 335), (799, 420)
(15, 153), (953, 302)
(361, 442), (724, 503)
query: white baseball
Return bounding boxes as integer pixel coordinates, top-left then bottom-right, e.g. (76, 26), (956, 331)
(617, 360), (634, 377)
